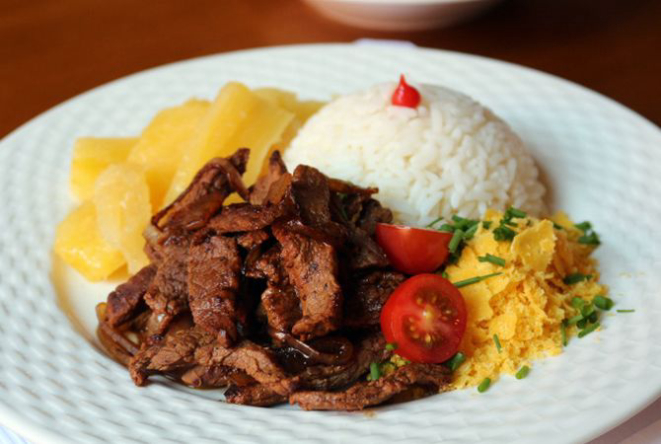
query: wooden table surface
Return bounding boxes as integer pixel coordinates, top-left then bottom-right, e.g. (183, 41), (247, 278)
(1, 0), (660, 139)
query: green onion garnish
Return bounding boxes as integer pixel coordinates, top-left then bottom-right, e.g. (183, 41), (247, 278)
(482, 221), (493, 229)
(478, 254), (506, 267)
(441, 271), (449, 279)
(552, 222), (565, 230)
(505, 207), (527, 219)
(578, 232), (601, 245)
(385, 343), (397, 351)
(576, 318), (588, 329)
(574, 221), (592, 232)
(493, 334), (502, 353)
(463, 223), (479, 240)
(571, 297), (586, 309)
(426, 217), (443, 228)
(453, 272), (502, 288)
(370, 362), (381, 381)
(578, 322), (600, 338)
(617, 309), (635, 313)
(477, 378), (491, 393)
(566, 314), (584, 325)
(515, 366), (530, 380)
(588, 311), (598, 323)
(445, 352), (466, 372)
(493, 225), (516, 241)
(561, 320), (568, 346)
(594, 295), (614, 311)
(581, 303), (595, 318)
(439, 223), (455, 232)
(563, 273), (592, 285)
(448, 229), (464, 253)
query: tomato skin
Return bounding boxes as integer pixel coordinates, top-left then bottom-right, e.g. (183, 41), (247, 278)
(376, 223), (453, 275)
(380, 274), (467, 364)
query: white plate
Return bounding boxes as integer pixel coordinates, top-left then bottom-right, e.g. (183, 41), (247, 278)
(1, 43), (660, 444)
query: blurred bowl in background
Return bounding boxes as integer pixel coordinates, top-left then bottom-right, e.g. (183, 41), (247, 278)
(303, 0), (503, 31)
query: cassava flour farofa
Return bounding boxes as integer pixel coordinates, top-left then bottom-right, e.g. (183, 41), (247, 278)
(284, 82), (546, 226)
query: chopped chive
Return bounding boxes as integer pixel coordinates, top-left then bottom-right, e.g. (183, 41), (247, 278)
(441, 270), (449, 279)
(552, 222), (565, 230)
(493, 334), (502, 353)
(370, 362), (381, 381)
(385, 343), (397, 351)
(578, 322), (600, 338)
(478, 254), (506, 267)
(571, 297), (586, 309)
(561, 320), (568, 346)
(448, 229), (464, 253)
(426, 217), (443, 228)
(581, 303), (595, 318)
(452, 215), (466, 223)
(477, 377), (491, 393)
(463, 223), (479, 240)
(616, 309), (635, 313)
(439, 223), (455, 232)
(576, 318), (588, 329)
(574, 221), (592, 232)
(445, 352), (466, 371)
(588, 311), (598, 323)
(594, 295), (614, 311)
(563, 273), (592, 285)
(515, 366), (530, 380)
(566, 314), (584, 325)
(505, 207), (527, 219)
(482, 221), (493, 229)
(503, 219), (518, 227)
(578, 232), (601, 245)
(453, 272), (502, 288)
(493, 225), (516, 241)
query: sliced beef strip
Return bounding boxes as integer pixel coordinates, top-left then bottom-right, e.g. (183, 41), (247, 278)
(260, 285), (302, 333)
(290, 363), (452, 411)
(357, 199), (393, 236)
(345, 227), (390, 270)
(144, 236), (190, 333)
(236, 229), (270, 250)
(225, 383), (288, 407)
(207, 203), (285, 234)
(226, 332), (389, 406)
(153, 149), (250, 235)
(273, 223), (342, 340)
(195, 340), (297, 396)
(249, 151), (288, 205)
(129, 326), (215, 386)
(291, 165), (346, 241)
(344, 271), (406, 328)
(187, 231), (243, 347)
(180, 365), (240, 389)
(297, 332), (390, 391)
(106, 264), (156, 327)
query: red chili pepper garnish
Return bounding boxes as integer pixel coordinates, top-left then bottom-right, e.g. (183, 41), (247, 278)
(391, 74), (421, 108)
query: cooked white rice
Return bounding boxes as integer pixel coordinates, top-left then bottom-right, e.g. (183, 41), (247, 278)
(283, 82), (546, 226)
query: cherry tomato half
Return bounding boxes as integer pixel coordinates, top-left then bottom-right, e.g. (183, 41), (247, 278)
(375, 223), (453, 275)
(380, 274), (467, 364)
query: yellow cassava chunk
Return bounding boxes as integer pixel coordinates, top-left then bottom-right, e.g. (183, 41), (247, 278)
(93, 163), (151, 275)
(70, 137), (136, 201)
(128, 99), (210, 210)
(164, 82), (294, 205)
(511, 220), (556, 272)
(54, 201), (125, 281)
(253, 87), (324, 175)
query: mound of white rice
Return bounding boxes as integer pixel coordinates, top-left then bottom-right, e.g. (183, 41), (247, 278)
(283, 82), (546, 226)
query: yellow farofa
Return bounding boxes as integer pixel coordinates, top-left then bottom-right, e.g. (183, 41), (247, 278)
(445, 209), (607, 389)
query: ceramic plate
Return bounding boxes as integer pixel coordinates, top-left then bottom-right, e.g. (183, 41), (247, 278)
(1, 43), (660, 444)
